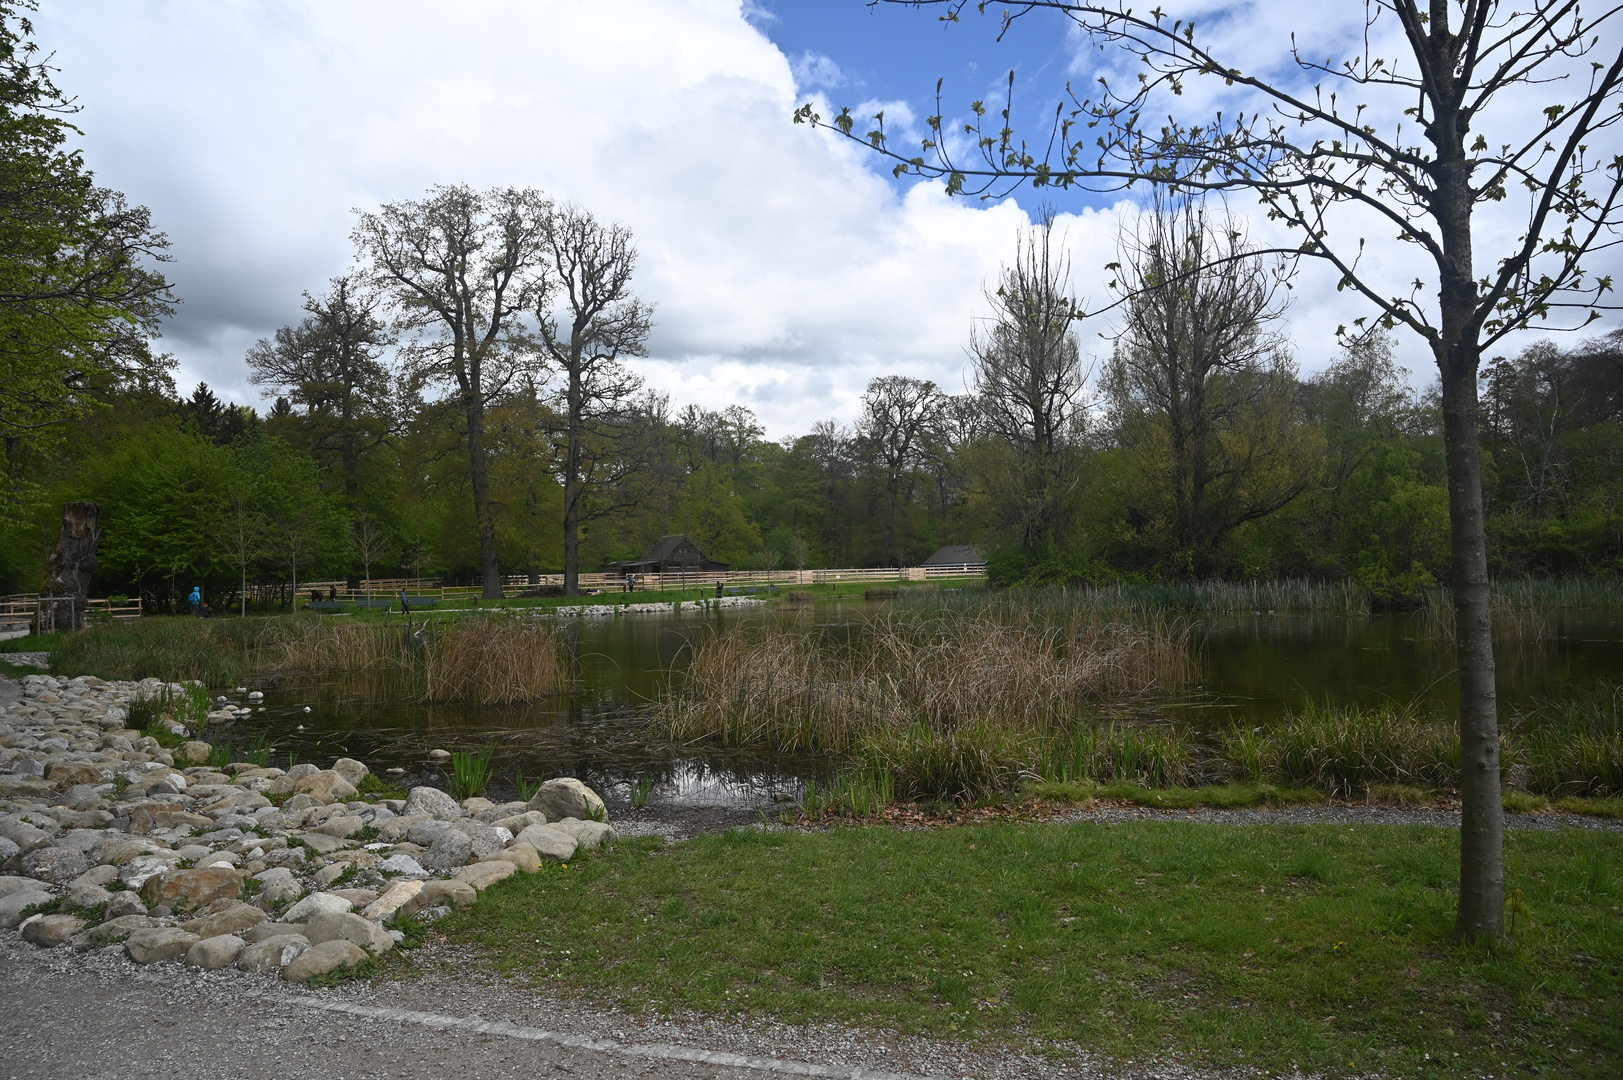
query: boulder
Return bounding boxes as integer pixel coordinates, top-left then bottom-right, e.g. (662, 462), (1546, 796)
(544, 817), (617, 852)
(236, 934), (310, 973)
(475, 802), (530, 824)
(296, 831), (349, 854)
(461, 797), (495, 816)
(308, 815), (365, 839)
(253, 867), (305, 907)
(454, 860), (516, 891)
(373, 852), (422, 878)
(490, 810), (547, 833)
(0, 819), (55, 853)
(405, 820), (454, 847)
(184, 934), (245, 969)
(0, 888), (53, 929)
(374, 814), (433, 843)
(44, 761), (104, 788)
(21, 846), (88, 885)
(401, 786), (461, 819)
(124, 927), (200, 964)
(139, 866), (243, 912)
(0, 779), (57, 799)
(304, 910), (393, 955)
(200, 790), (271, 815)
(243, 921), (305, 943)
(330, 758), (369, 786)
(283, 892), (352, 922)
(72, 914), (160, 949)
(282, 793), (322, 813)
(21, 913), (86, 947)
(513, 824), (577, 862)
(419, 829), (473, 871)
(64, 883), (113, 910)
(453, 820), (506, 859)
(525, 778), (606, 823)
(182, 903), (266, 939)
(359, 880), (422, 923)
(405, 878), (475, 915)
(104, 890), (147, 919)
(66, 864), (119, 891)
(175, 741), (212, 766)
(0, 874), (43, 899)
(283, 939), (366, 982)
(294, 769), (357, 804)
(484, 842), (541, 874)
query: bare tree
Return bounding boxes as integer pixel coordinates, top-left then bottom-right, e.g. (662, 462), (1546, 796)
(247, 276), (394, 497)
(970, 209), (1089, 547)
(353, 185), (551, 599)
(806, 0), (1623, 939)
(535, 204), (656, 596)
(1106, 195), (1320, 571)
(217, 482), (265, 618)
(351, 512), (390, 601)
(858, 375), (945, 566)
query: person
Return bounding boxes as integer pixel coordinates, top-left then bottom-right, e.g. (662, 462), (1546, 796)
(716, 579), (724, 599)
(188, 586), (201, 616)
(628, 573), (636, 593)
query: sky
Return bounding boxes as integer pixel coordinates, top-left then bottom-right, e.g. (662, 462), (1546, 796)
(32, 0), (1622, 438)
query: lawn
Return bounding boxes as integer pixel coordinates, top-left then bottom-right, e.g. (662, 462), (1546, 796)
(439, 820), (1622, 1078)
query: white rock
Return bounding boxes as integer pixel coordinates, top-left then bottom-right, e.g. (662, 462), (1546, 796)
(282, 892), (352, 922)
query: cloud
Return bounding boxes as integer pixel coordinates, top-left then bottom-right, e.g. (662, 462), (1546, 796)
(789, 50), (846, 92)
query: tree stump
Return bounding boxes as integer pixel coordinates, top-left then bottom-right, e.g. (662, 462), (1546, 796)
(41, 501), (100, 633)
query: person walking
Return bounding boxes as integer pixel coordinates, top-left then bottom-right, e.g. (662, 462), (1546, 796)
(188, 586), (201, 617)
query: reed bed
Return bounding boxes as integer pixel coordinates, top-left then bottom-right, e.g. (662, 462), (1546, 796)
(1511, 685), (1623, 797)
(253, 617), (403, 672)
(664, 605), (1193, 754)
(35, 617), (251, 685)
(900, 579), (1371, 617)
(418, 618), (568, 704)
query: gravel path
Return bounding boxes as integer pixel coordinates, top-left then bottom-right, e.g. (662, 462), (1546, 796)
(0, 935), (1223, 1080)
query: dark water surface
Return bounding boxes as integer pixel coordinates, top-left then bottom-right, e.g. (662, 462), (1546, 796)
(215, 601), (1623, 808)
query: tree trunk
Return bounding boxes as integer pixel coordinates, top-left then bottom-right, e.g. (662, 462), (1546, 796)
(1439, 353), (1505, 940)
(43, 501), (99, 632)
(562, 364), (584, 597)
(466, 395), (503, 600)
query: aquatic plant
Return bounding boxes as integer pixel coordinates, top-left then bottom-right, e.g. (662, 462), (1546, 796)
(450, 747), (496, 800)
(1228, 700), (1462, 796)
(45, 617), (248, 685)
(419, 618), (568, 704)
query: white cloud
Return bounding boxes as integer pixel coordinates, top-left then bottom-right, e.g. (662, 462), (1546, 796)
(789, 50), (846, 92)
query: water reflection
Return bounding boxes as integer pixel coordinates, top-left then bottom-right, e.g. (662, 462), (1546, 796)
(209, 601), (1623, 804)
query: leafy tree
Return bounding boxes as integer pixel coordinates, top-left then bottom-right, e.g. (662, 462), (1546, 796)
(806, 0), (1623, 941)
(673, 461), (761, 566)
(857, 375), (944, 565)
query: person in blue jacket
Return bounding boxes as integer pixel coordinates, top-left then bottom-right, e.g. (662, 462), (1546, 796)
(188, 586), (201, 616)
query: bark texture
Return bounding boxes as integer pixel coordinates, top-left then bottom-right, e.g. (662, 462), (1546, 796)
(42, 501), (100, 632)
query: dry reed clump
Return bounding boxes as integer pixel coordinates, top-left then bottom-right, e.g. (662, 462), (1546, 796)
(663, 607), (1193, 755)
(420, 618), (567, 704)
(254, 617), (402, 672)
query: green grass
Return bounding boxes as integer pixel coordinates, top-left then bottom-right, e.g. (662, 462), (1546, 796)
(439, 822), (1622, 1079)
(449, 747), (495, 800)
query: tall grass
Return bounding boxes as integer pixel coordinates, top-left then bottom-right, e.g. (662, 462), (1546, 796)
(419, 619), (567, 704)
(1512, 685), (1623, 796)
(901, 580), (1370, 617)
(664, 603), (1192, 754)
(450, 747), (495, 799)
(43, 618), (250, 685)
(1228, 701), (1462, 796)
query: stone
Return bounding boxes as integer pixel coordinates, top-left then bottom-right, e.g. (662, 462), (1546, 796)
(282, 793), (322, 813)
(0, 874), (42, 899)
(461, 797), (495, 816)
(0, 779), (59, 799)
(44, 761), (104, 788)
(283, 938), (366, 982)
(66, 864), (119, 890)
(525, 777), (606, 823)
(309, 815), (365, 839)
(405, 878), (475, 916)
(0, 818), (53, 853)
(182, 902), (265, 939)
(453, 820), (506, 859)
(491, 810), (547, 833)
(199, 789), (271, 815)
(296, 831), (349, 854)
(401, 786), (461, 819)
(21, 913), (87, 947)
(312, 863), (347, 887)
(295, 769), (357, 804)
(304, 910), (394, 955)
(454, 859), (516, 891)
(484, 842), (541, 874)
(283, 892), (352, 922)
(184, 934), (245, 969)
(330, 758), (369, 786)
(374, 814), (433, 843)
(329, 887), (378, 908)
(139, 866), (243, 912)
(64, 883), (113, 910)
(405, 819), (454, 847)
(175, 741), (212, 766)
(243, 922), (305, 943)
(475, 801), (529, 824)
(104, 890), (147, 919)
(100, 836), (166, 865)
(72, 914), (159, 949)
(360, 880), (422, 923)
(119, 854), (178, 890)
(544, 817), (617, 851)
(420, 828), (473, 871)
(253, 867), (304, 907)
(236, 934), (310, 973)
(513, 823), (578, 862)
(124, 927), (200, 964)
(0, 888), (53, 929)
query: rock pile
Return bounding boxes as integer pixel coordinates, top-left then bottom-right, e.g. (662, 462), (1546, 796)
(0, 673), (613, 982)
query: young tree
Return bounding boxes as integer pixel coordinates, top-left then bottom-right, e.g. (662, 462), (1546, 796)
(246, 275), (394, 496)
(351, 511), (390, 600)
(969, 209), (1089, 548)
(217, 479), (265, 618)
(353, 185), (551, 599)
(1106, 195), (1322, 572)
(806, 0), (1623, 941)
(535, 203), (656, 595)
(858, 375), (944, 565)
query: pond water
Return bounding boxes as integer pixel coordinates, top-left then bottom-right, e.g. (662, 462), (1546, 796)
(215, 599), (1623, 809)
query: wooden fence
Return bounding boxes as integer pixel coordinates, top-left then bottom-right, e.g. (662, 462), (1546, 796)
(1, 594), (142, 636)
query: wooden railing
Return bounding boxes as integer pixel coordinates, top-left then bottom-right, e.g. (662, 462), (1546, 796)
(1, 594), (141, 635)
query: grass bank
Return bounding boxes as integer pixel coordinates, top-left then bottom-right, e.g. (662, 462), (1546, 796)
(440, 821), (1622, 1079)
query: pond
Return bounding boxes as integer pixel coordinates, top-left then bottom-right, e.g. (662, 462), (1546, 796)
(214, 599), (1623, 810)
